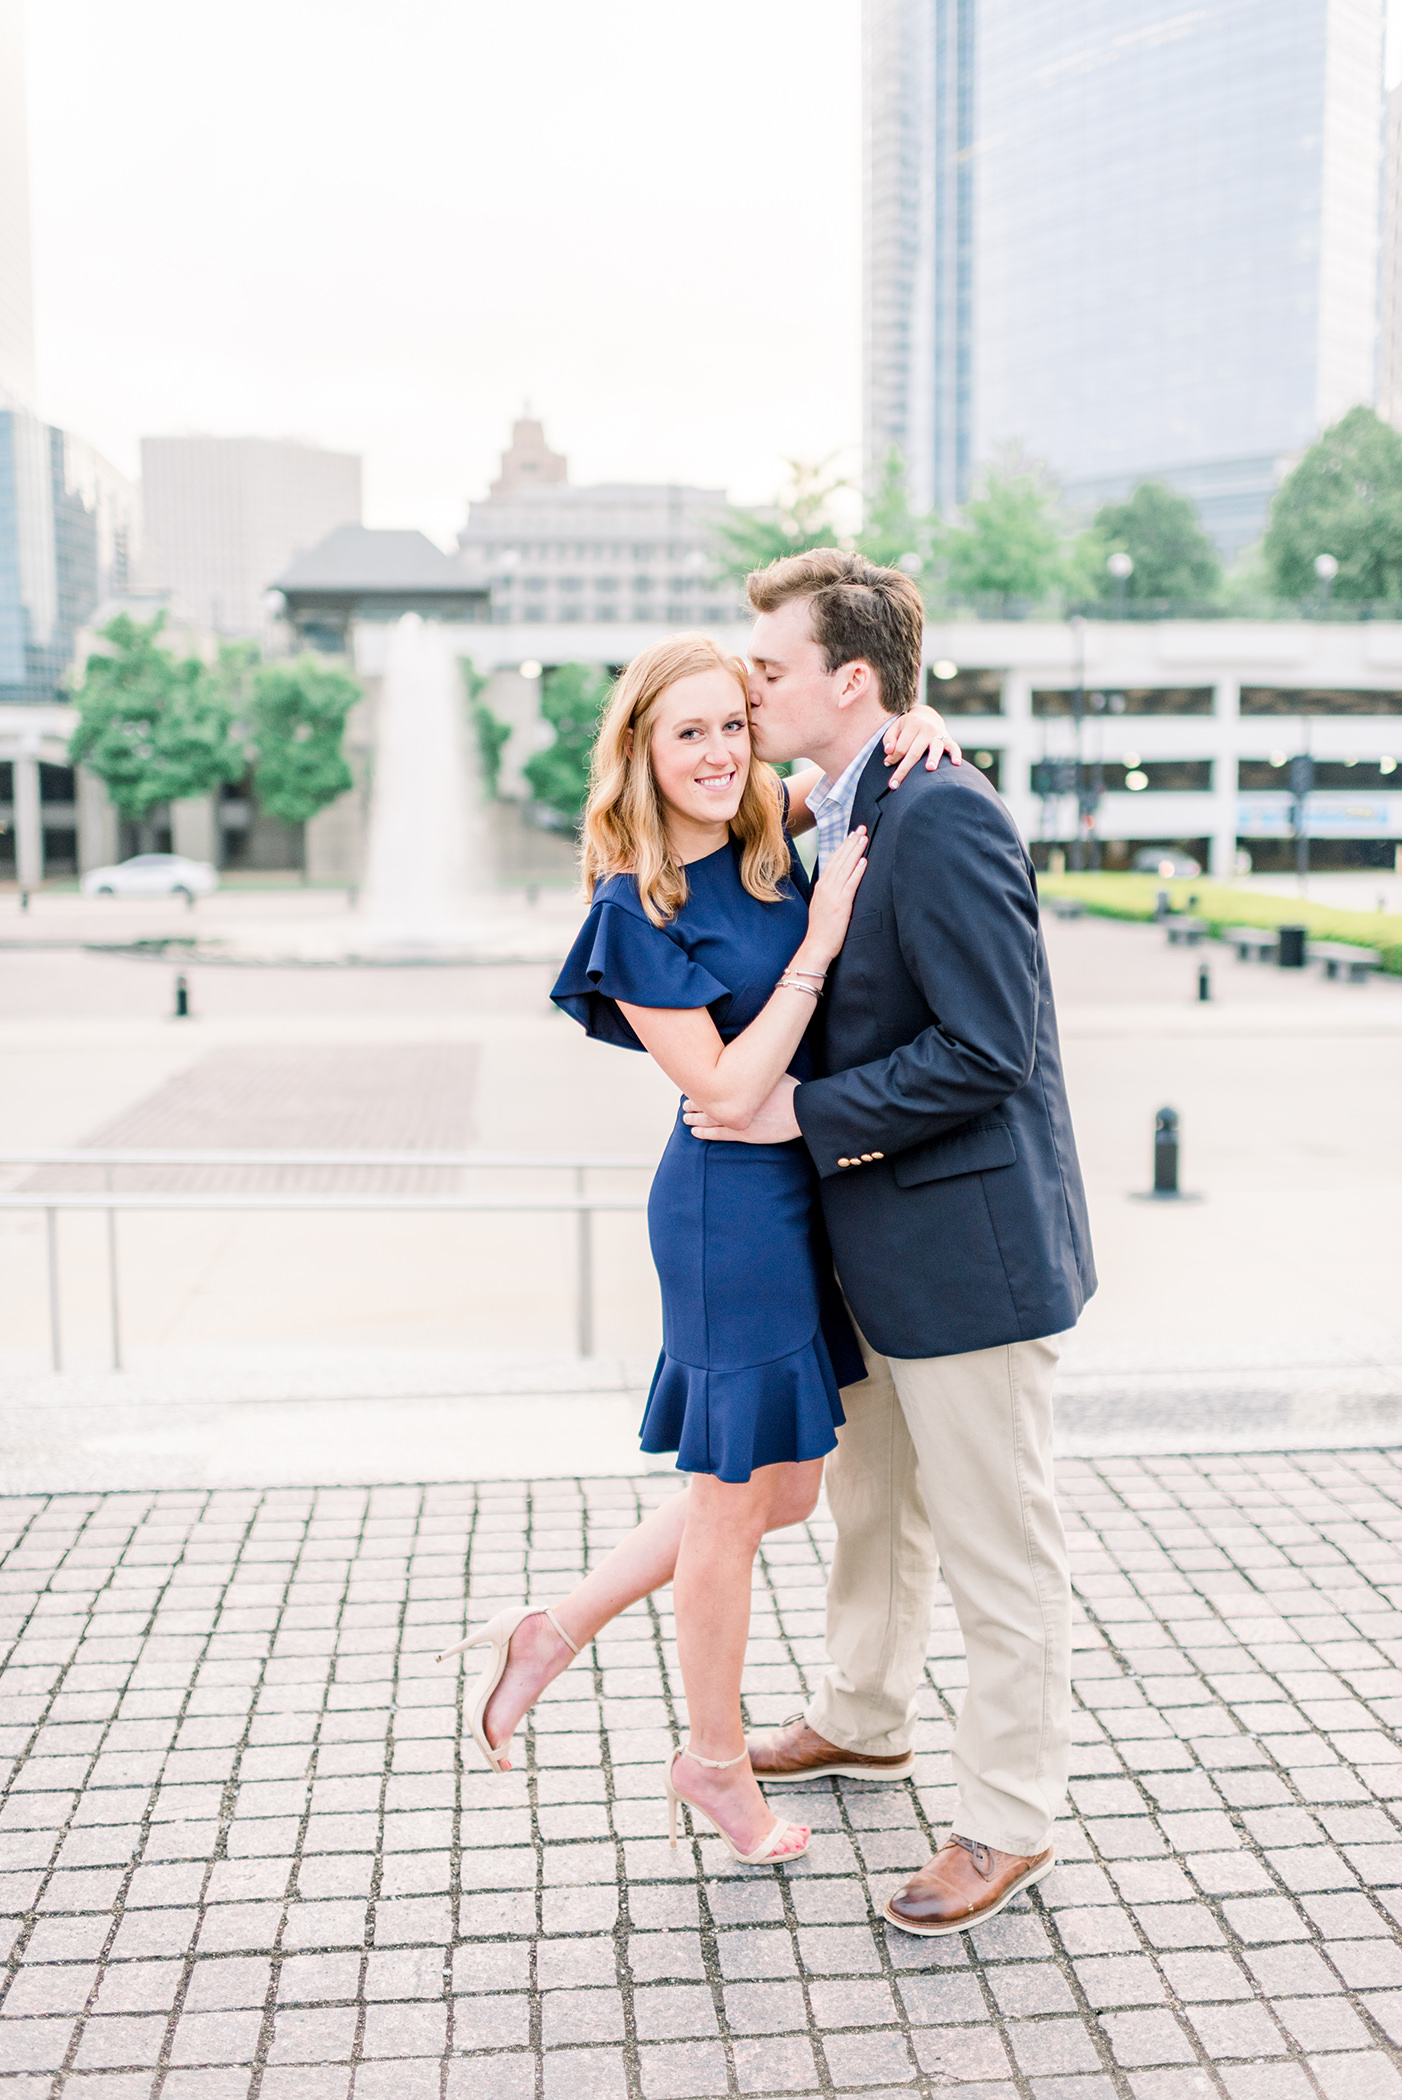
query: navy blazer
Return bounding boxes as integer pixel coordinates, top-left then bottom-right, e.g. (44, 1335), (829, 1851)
(793, 745), (1096, 1359)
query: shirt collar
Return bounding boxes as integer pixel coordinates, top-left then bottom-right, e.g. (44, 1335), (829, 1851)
(808, 724), (888, 824)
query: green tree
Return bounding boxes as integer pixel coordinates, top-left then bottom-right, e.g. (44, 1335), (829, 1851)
(67, 613), (243, 822)
(943, 453), (1067, 610)
(710, 458), (846, 584)
(1092, 481), (1222, 603)
(460, 659), (510, 799)
(855, 450), (938, 584)
(1264, 405), (1402, 603)
(524, 662), (612, 830)
(247, 657), (359, 825)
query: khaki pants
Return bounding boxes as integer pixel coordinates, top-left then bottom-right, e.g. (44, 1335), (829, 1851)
(807, 1321), (1071, 1857)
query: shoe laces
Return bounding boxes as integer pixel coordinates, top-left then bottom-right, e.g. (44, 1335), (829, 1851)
(952, 1833), (994, 1878)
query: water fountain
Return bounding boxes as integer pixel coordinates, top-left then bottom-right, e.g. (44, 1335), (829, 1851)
(358, 613), (491, 951)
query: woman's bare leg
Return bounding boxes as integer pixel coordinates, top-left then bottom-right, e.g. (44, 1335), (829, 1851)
(482, 1461), (820, 1779)
(671, 1459), (823, 1855)
(482, 1485), (692, 1766)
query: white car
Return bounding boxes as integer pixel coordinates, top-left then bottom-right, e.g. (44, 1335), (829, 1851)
(81, 854), (219, 900)
(1132, 848), (1201, 880)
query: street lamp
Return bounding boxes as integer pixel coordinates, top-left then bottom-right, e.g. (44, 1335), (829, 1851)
(1107, 550), (1133, 618)
(1289, 746), (1315, 893)
(1314, 552), (1338, 613)
(1067, 615), (1100, 871)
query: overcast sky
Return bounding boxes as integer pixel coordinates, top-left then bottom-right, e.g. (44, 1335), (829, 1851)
(24, 0), (861, 545)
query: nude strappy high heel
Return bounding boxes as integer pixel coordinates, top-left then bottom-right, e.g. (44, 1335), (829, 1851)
(437, 1605), (580, 1775)
(665, 1744), (810, 1865)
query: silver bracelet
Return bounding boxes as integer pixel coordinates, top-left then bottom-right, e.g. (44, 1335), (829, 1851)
(776, 976), (822, 1000)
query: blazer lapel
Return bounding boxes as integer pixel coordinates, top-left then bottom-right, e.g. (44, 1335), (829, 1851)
(849, 742), (894, 849)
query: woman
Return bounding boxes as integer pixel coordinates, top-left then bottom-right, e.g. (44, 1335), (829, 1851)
(439, 635), (957, 1867)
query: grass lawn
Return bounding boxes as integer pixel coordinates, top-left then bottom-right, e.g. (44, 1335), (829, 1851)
(1038, 870), (1402, 974)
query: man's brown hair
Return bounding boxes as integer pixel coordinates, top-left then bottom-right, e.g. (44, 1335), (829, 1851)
(746, 547), (925, 715)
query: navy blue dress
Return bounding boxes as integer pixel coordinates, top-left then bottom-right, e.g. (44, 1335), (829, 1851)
(551, 836), (865, 1483)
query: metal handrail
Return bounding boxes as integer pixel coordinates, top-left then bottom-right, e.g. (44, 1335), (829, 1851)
(0, 1149), (657, 1169)
(2, 1150), (657, 1372)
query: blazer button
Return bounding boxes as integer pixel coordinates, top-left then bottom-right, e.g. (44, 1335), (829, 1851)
(871, 1151), (884, 1159)
(837, 1158), (851, 1167)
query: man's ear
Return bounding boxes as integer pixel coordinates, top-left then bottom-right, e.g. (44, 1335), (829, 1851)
(833, 659), (876, 712)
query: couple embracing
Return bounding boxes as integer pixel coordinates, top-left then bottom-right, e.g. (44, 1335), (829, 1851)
(442, 549), (1095, 1939)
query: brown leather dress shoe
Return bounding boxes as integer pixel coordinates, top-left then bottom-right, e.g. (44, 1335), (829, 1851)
(883, 1833), (1055, 1936)
(747, 1714), (915, 1784)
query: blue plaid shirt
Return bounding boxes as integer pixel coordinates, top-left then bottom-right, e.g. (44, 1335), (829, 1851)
(807, 726), (887, 873)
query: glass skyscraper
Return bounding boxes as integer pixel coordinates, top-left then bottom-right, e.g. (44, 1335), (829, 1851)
(865, 0), (1387, 550)
(0, 0), (36, 417)
(0, 0), (137, 705)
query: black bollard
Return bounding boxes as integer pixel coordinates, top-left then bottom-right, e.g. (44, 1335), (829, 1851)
(1278, 924), (1306, 969)
(1154, 888), (1170, 922)
(1198, 962), (1211, 1003)
(174, 973), (190, 1019)
(1153, 1106), (1179, 1194)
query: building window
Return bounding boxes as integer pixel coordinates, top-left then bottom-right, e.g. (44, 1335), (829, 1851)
(925, 668), (1004, 715)
(1103, 760), (1213, 792)
(1032, 687), (1215, 718)
(1239, 687), (1402, 715)
(1239, 757), (1398, 789)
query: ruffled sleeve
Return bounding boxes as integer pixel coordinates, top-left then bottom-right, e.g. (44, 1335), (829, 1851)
(551, 887), (731, 1050)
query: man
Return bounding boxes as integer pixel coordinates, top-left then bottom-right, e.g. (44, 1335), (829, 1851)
(683, 548), (1095, 1935)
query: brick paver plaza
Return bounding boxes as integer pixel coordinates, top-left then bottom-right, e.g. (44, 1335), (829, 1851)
(0, 1450), (1400, 2099)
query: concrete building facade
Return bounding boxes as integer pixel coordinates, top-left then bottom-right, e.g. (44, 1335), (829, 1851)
(457, 418), (747, 631)
(865, 0), (1388, 553)
(10, 613), (1401, 893)
(453, 615), (1402, 885)
(141, 435), (362, 642)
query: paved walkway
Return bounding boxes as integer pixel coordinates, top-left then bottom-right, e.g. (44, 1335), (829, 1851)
(1, 1450), (1400, 2097)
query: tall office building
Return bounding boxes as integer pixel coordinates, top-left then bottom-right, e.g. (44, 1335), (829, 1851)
(141, 435), (363, 639)
(1379, 82), (1402, 431)
(0, 412), (137, 703)
(865, 0), (1387, 551)
(0, 0), (36, 414)
(0, 1), (137, 706)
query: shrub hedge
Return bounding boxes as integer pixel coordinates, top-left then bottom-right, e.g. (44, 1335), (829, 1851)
(1037, 871), (1402, 976)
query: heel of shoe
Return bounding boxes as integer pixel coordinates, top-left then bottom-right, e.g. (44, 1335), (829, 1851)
(664, 1752), (680, 1848)
(435, 1629), (489, 1666)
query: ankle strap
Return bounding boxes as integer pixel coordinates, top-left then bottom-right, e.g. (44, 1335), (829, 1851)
(543, 1608), (580, 1656)
(681, 1741), (748, 1769)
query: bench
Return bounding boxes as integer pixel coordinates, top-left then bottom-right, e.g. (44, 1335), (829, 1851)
(1165, 917), (1209, 946)
(1048, 896), (1083, 920)
(1222, 925), (1278, 963)
(1309, 941), (1381, 983)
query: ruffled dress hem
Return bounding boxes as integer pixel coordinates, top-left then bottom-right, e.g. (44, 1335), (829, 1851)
(640, 1327), (847, 1484)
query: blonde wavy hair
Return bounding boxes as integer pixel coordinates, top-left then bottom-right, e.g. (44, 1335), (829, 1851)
(580, 633), (791, 927)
